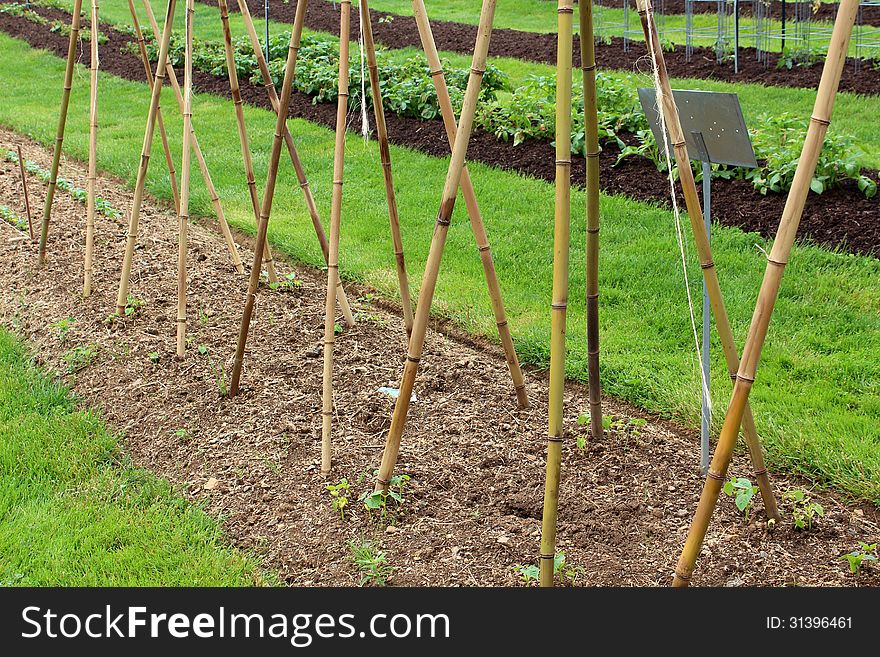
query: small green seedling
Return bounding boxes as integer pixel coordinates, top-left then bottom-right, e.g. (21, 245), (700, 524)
(50, 317), (75, 343)
(723, 476), (758, 521)
(784, 489), (825, 530)
(62, 344), (97, 374)
(174, 428), (188, 439)
(839, 542), (877, 575)
(359, 473), (410, 520)
(334, 322), (344, 335)
(513, 564), (539, 583)
(268, 273), (302, 292)
(326, 478), (350, 520)
(197, 345), (228, 396)
(124, 294), (145, 317)
(148, 351), (160, 363)
(348, 539), (394, 587)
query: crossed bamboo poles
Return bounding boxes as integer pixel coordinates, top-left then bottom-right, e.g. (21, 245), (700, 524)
(673, 0), (860, 587)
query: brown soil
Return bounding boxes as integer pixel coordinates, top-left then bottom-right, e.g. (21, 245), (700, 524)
(217, 0), (880, 95)
(2, 6), (877, 258)
(1, 128), (878, 587)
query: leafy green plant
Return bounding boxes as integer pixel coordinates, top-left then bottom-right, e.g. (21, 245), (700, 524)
(513, 552), (581, 586)
(784, 489), (825, 530)
(124, 294), (145, 318)
(268, 272), (302, 292)
(50, 317), (75, 344)
(839, 542), (877, 575)
(723, 476), (758, 521)
(326, 478), (350, 519)
(348, 539), (394, 586)
(359, 473), (410, 520)
(0, 204), (28, 231)
(62, 344), (97, 374)
(197, 345), (228, 397)
(148, 351), (160, 363)
(513, 564), (539, 583)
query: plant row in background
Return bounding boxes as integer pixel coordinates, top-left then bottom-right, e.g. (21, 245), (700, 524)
(2, 150), (123, 219)
(133, 29), (877, 200)
(0, 2), (108, 44)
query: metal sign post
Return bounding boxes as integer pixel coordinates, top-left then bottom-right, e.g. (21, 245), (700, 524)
(637, 88), (757, 475)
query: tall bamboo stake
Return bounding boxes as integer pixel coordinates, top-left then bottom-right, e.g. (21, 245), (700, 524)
(359, 0), (414, 335)
(581, 0), (603, 440)
(230, 0), (309, 397)
(539, 0), (574, 589)
(321, 0), (352, 475)
(38, 0), (83, 265)
(410, 0), (529, 410)
(636, 0), (779, 521)
(128, 0), (180, 216)
(115, 0), (178, 316)
(217, 0), (278, 283)
(141, 0), (245, 276)
(83, 0), (99, 298)
(176, 0), (195, 358)
(235, 0), (354, 326)
(16, 145), (34, 241)
(375, 0), (497, 492)
(673, 0), (859, 588)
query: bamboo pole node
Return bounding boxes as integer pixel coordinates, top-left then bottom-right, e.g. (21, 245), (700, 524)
(478, 245), (491, 252)
(406, 355), (420, 364)
(737, 374), (756, 384)
(706, 470), (724, 481)
(558, 6), (574, 13)
(429, 68), (444, 77)
(497, 320), (508, 328)
(556, 159), (572, 166)
(551, 302), (567, 310)
(700, 260), (715, 269)
(810, 116), (831, 126)
(583, 63), (597, 72)
(585, 150), (600, 158)
(767, 258), (788, 267)
(470, 67), (487, 76)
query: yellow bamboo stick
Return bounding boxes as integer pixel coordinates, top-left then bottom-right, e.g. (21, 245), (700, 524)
(539, 0), (574, 589)
(636, 0), (779, 520)
(673, 0), (859, 587)
(83, 0), (99, 298)
(321, 0), (352, 475)
(176, 0), (195, 358)
(410, 0), (529, 410)
(38, 0), (83, 265)
(375, 0), (498, 492)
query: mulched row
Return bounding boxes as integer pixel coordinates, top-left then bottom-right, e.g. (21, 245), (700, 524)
(2, 127), (878, 587)
(1, 5), (877, 258)
(213, 0), (880, 96)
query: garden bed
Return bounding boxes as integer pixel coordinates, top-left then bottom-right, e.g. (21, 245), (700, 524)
(1, 128), (878, 586)
(1, 5), (877, 257)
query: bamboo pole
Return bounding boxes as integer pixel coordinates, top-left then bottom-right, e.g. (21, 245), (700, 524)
(38, 0), (83, 265)
(359, 0), (413, 335)
(375, 0), (497, 492)
(580, 0), (603, 441)
(115, 0), (178, 316)
(16, 145), (34, 241)
(235, 0), (354, 325)
(539, 0), (574, 589)
(410, 0), (529, 410)
(141, 0), (245, 275)
(635, 0), (779, 521)
(176, 0), (195, 358)
(127, 0), (180, 216)
(673, 0), (859, 588)
(321, 0), (352, 475)
(230, 0), (309, 397)
(217, 0), (278, 283)
(83, 0), (99, 298)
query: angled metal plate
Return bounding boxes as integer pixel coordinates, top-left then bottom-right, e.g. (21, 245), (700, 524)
(637, 88), (758, 168)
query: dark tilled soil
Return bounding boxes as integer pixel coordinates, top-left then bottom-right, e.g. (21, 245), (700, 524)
(215, 0), (880, 95)
(3, 7), (877, 257)
(1, 128), (878, 587)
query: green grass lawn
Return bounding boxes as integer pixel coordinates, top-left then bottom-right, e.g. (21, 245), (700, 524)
(0, 33), (878, 507)
(0, 329), (273, 585)
(97, 0), (880, 169)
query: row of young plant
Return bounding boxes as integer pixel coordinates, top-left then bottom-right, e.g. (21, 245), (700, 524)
(0, 2), (108, 44)
(134, 30), (877, 199)
(3, 149), (123, 219)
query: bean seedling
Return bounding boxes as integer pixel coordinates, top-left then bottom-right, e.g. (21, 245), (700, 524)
(839, 542), (877, 576)
(326, 478), (350, 520)
(723, 476), (758, 521)
(784, 489), (825, 530)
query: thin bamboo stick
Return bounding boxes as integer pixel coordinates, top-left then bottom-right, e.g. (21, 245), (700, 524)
(230, 0), (309, 397)
(127, 0), (180, 216)
(375, 0), (497, 492)
(16, 145), (34, 241)
(217, 0), (278, 283)
(321, 0), (352, 475)
(539, 0), (574, 589)
(177, 0), (195, 358)
(635, 0), (779, 521)
(83, 0), (99, 298)
(580, 0), (603, 441)
(673, 0), (859, 588)
(38, 0), (83, 265)
(235, 0), (354, 325)
(359, 0), (413, 335)
(410, 0), (529, 410)
(141, 0), (244, 275)
(115, 0), (178, 316)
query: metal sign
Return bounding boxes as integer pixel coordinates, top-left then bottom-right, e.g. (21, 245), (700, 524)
(637, 88), (757, 168)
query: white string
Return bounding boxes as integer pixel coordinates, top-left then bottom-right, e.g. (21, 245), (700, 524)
(643, 11), (712, 422)
(357, 4), (369, 141)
